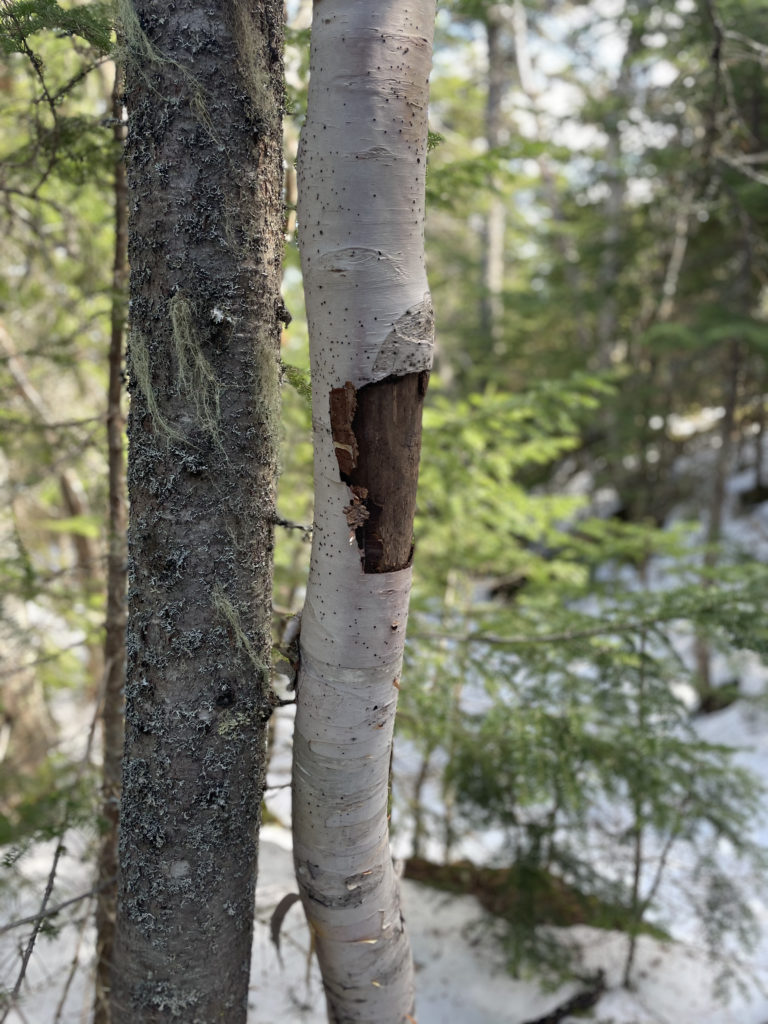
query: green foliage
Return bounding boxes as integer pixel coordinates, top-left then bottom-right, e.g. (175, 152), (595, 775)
(0, 756), (96, 848)
(0, 0), (116, 929)
(0, 0), (112, 56)
(1, 0), (767, 1011)
(281, 361), (311, 406)
(416, 374), (613, 588)
(401, 365), (768, 987)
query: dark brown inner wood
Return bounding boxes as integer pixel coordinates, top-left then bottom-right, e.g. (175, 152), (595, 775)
(330, 371), (429, 573)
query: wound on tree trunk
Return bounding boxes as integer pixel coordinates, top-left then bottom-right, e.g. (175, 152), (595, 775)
(330, 371), (429, 573)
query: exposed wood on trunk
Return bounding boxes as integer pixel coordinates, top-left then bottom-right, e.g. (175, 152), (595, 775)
(331, 372), (429, 573)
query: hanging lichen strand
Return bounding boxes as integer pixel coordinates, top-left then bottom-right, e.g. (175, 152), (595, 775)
(293, 2), (436, 1021)
(110, 2), (284, 1022)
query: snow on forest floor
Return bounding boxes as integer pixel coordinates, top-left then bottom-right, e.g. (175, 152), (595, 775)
(5, 437), (768, 1022)
(4, 696), (768, 1024)
(4, 813), (768, 1024)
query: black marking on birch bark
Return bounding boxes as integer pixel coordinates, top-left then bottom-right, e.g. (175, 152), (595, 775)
(329, 371), (429, 573)
(304, 883), (366, 909)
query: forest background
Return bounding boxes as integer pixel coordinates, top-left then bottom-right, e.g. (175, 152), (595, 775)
(2, 0), (768, 1019)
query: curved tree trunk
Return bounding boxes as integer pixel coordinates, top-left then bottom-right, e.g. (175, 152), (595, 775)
(111, 2), (284, 1022)
(293, 3), (436, 1021)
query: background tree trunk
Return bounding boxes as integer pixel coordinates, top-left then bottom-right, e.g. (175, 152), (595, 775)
(93, 64), (129, 1024)
(480, 4), (509, 350)
(293, 2), (436, 1021)
(110, 2), (284, 1021)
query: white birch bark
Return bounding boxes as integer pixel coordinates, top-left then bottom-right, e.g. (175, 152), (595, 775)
(293, 2), (435, 1021)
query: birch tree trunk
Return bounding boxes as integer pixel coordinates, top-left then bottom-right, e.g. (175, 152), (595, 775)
(110, 2), (284, 1021)
(293, 2), (436, 1021)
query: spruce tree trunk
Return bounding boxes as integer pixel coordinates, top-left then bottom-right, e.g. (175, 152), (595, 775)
(293, 2), (436, 1021)
(111, 3), (284, 1022)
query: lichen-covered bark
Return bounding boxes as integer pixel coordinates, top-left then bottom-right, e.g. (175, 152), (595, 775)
(293, 2), (436, 1021)
(110, 3), (284, 1022)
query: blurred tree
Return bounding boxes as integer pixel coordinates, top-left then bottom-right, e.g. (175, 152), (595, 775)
(93, 59), (128, 1024)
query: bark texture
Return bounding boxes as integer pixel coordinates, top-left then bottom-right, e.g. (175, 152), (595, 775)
(293, 2), (436, 1021)
(111, 3), (284, 1022)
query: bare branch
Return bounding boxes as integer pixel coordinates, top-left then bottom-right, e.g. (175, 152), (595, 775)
(270, 513), (313, 534)
(724, 29), (768, 60)
(0, 879), (116, 937)
(411, 617), (662, 647)
(0, 674), (104, 1022)
(717, 152), (768, 187)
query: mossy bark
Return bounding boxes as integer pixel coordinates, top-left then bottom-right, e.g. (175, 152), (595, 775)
(110, 3), (284, 1022)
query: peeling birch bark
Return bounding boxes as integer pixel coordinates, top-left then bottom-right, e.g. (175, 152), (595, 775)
(293, 2), (436, 1021)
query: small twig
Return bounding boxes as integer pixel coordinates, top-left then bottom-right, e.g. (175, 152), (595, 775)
(53, 894), (93, 1024)
(0, 877), (117, 936)
(700, 0), (745, 139)
(49, 57), (110, 106)
(271, 513), (313, 534)
(638, 821), (684, 922)
(0, 415), (104, 432)
(0, 676), (104, 1022)
(411, 617), (662, 647)
(717, 152), (768, 186)
(9, 1004), (31, 1024)
(265, 781), (292, 791)
(0, 639), (90, 681)
(1, 841), (67, 1023)
(724, 29), (768, 59)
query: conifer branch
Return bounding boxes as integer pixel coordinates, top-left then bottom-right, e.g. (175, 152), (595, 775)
(412, 618), (662, 647)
